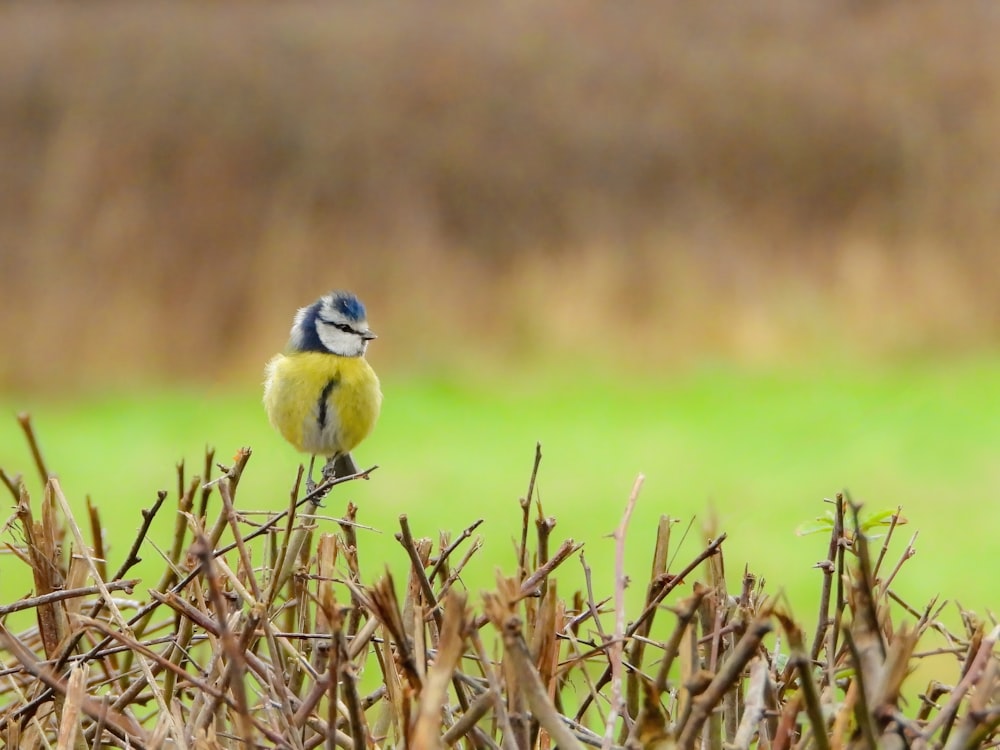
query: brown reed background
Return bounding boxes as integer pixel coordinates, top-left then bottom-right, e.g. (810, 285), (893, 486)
(2, 1), (999, 391)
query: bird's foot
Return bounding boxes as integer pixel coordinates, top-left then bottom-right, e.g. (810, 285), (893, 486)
(323, 453), (360, 481)
(305, 461), (329, 506)
(305, 455), (319, 493)
(321, 458), (339, 482)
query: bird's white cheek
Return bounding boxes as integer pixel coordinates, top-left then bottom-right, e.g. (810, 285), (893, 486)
(317, 327), (345, 352)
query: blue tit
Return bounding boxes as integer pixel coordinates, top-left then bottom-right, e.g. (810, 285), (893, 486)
(263, 290), (382, 481)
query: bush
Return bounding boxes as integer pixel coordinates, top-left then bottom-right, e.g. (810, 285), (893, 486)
(1, 419), (997, 748)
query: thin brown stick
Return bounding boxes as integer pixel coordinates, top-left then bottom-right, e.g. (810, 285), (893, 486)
(469, 629), (519, 750)
(428, 518), (484, 584)
(268, 463), (307, 606)
(810, 493), (844, 665)
(777, 611), (830, 750)
(484, 588), (585, 750)
(625, 514), (674, 735)
(112, 491), (168, 581)
(871, 505), (904, 580)
(49, 478), (181, 739)
(926, 623), (1000, 740)
(412, 590), (470, 748)
(0, 467), (20, 502)
(442, 687), (496, 745)
(603, 474), (643, 750)
(843, 630), (877, 750)
(0, 623), (149, 748)
(396, 514), (443, 629)
(189, 536), (257, 746)
(576, 535), (726, 721)
(880, 531), (918, 593)
(677, 615), (772, 750)
(517, 442), (544, 582)
(471, 539), (584, 633)
(16, 413), (51, 485)
(0, 580), (139, 616)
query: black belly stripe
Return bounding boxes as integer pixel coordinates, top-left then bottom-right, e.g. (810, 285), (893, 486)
(316, 376), (340, 430)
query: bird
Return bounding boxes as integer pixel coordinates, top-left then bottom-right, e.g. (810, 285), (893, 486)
(263, 290), (382, 485)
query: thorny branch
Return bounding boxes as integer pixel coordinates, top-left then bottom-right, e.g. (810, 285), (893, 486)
(0, 422), (996, 750)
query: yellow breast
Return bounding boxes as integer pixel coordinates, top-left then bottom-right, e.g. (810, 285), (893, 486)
(263, 351), (382, 458)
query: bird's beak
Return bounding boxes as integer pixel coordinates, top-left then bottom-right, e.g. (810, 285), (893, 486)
(362, 330), (377, 341)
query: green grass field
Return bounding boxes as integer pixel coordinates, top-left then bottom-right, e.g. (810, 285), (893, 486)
(2, 355), (998, 637)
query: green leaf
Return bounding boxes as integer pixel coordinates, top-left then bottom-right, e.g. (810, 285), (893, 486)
(795, 510), (835, 536)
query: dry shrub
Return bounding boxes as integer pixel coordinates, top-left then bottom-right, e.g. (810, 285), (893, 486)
(1, 420), (998, 749)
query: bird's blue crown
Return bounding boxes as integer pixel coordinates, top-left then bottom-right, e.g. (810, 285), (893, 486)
(329, 291), (366, 322)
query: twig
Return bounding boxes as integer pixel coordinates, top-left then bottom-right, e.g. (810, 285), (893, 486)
(111, 491), (168, 581)
(432, 538), (484, 605)
(0, 467), (20, 502)
(484, 588), (585, 750)
(577, 535), (727, 721)
(519, 538), (584, 598)
(198, 446), (216, 518)
(16, 413), (50, 485)
(843, 630), (878, 750)
(949, 659), (1000, 750)
(7, 465), (377, 732)
(443, 687), (496, 745)
(603, 474), (643, 750)
(0, 580), (138, 616)
(0, 622), (149, 748)
(778, 610), (830, 750)
(871, 505), (904, 580)
(625, 515), (674, 735)
(268, 464), (306, 608)
(517, 443), (544, 581)
(880, 531), (918, 593)
(412, 591), (470, 748)
(218, 479), (263, 601)
(339, 628), (368, 750)
(925, 623), (1000, 740)
(630, 534), (727, 641)
(56, 663), (86, 750)
(189, 536), (256, 746)
(731, 658), (769, 750)
(655, 584), (711, 693)
(677, 615), (772, 749)
(77, 611), (288, 747)
(579, 551), (610, 644)
(49, 478), (183, 742)
(469, 628), (519, 750)
(428, 518), (484, 584)
(396, 515), (443, 629)
(810, 493), (844, 665)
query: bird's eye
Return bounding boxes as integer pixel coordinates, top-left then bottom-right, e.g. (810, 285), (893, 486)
(319, 317), (354, 333)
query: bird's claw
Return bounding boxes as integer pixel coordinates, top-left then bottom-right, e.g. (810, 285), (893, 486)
(321, 459), (339, 482)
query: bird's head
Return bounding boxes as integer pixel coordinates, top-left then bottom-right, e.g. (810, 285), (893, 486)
(289, 290), (376, 357)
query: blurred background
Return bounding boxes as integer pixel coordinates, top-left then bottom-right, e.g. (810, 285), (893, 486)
(1, 2), (998, 632)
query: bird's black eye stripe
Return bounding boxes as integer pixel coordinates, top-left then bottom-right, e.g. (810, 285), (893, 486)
(319, 317), (357, 334)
